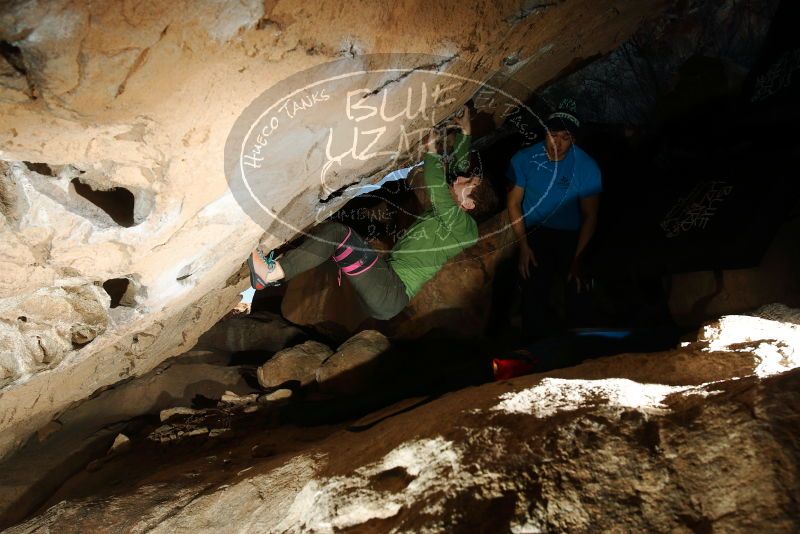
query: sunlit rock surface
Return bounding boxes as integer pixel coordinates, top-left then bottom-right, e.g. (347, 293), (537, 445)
(0, 0), (664, 459)
(5, 305), (799, 532)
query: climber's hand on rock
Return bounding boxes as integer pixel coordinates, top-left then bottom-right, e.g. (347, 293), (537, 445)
(453, 105), (471, 135)
(424, 128), (439, 154)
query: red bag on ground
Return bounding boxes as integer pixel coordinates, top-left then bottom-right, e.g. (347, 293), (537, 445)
(492, 352), (539, 380)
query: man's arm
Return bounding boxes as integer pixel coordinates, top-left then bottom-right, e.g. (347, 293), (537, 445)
(451, 105), (472, 175)
(508, 184), (537, 278)
(451, 132), (471, 175)
(575, 195), (599, 258)
(507, 185), (527, 246)
(424, 130), (458, 213)
(568, 194), (599, 289)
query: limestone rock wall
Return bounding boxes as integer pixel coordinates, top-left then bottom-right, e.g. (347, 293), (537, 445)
(0, 0), (662, 459)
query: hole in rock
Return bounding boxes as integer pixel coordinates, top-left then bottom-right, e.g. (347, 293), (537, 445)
(70, 178), (136, 227)
(0, 40), (36, 98)
(22, 162), (54, 176)
(0, 165), (14, 217)
(103, 278), (133, 308)
(0, 41), (26, 74)
(176, 263), (195, 284)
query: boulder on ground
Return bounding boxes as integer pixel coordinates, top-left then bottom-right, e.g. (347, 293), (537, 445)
(107, 434), (131, 456)
(256, 340), (333, 389)
(259, 389), (293, 403)
(316, 330), (396, 395)
(220, 391), (259, 406)
(159, 407), (198, 423)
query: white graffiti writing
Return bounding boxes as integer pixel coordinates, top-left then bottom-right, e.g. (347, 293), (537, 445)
(660, 180), (734, 238)
(242, 89), (330, 169)
(751, 48), (800, 103)
(277, 89), (330, 119)
(321, 82), (459, 181)
(331, 207), (393, 223)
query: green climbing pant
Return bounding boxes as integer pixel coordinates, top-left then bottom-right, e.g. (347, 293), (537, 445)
(281, 222), (409, 320)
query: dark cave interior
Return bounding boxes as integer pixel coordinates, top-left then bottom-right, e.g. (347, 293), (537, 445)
(2, 0), (800, 530)
(250, 0), (800, 382)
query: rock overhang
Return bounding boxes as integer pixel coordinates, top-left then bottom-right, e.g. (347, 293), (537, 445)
(0, 0), (667, 459)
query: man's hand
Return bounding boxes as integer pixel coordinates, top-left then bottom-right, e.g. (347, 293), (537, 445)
(567, 256), (592, 293)
(424, 128), (439, 154)
(518, 241), (538, 279)
(452, 105), (471, 135)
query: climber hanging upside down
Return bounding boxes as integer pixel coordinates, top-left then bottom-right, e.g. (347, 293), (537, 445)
(246, 105), (495, 320)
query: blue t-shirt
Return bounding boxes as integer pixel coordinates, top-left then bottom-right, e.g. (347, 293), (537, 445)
(506, 142), (602, 231)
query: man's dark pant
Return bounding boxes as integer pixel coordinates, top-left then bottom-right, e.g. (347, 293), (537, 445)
(522, 226), (579, 341)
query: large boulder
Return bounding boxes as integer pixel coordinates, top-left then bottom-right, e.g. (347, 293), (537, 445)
(0, 0), (666, 459)
(256, 340), (333, 389)
(0, 355), (257, 527)
(5, 305), (800, 532)
(316, 329), (394, 395)
(0, 281), (109, 387)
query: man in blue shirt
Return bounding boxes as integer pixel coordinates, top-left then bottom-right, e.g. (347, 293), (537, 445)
(506, 101), (601, 340)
